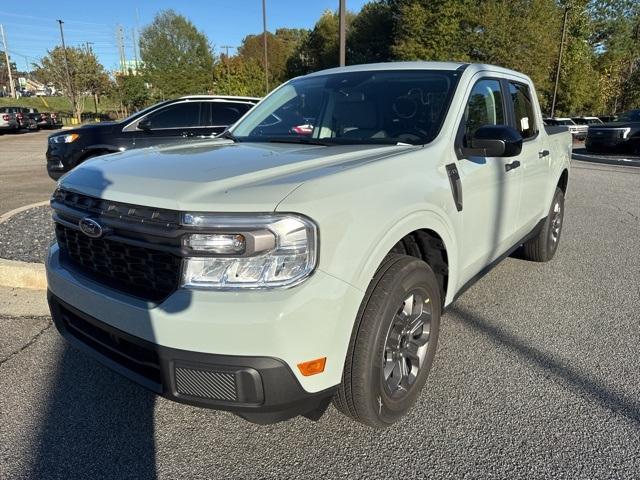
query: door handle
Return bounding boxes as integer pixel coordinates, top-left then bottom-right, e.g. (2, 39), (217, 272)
(505, 160), (521, 172)
(538, 149), (550, 158)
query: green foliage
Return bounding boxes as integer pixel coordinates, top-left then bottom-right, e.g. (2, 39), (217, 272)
(238, 28), (306, 85)
(113, 72), (150, 114)
(33, 46), (110, 119)
(213, 56), (265, 97)
(140, 10), (214, 98)
(390, 0), (474, 61)
(348, 2), (394, 64)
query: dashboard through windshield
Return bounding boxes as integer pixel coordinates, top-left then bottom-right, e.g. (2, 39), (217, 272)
(231, 70), (461, 146)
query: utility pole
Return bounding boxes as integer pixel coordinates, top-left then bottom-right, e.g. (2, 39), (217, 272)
(84, 41), (94, 53)
(131, 28), (139, 72)
(550, 7), (569, 118)
(339, 0), (346, 66)
(57, 20), (77, 120)
(116, 25), (126, 72)
(262, 0), (269, 94)
(1, 24), (16, 98)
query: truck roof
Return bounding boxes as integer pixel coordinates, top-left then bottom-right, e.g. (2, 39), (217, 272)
(179, 95), (261, 103)
(304, 61), (530, 80)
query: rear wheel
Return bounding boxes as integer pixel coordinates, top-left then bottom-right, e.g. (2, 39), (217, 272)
(334, 254), (441, 428)
(521, 187), (565, 262)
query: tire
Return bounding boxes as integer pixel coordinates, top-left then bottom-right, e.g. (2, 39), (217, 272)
(521, 187), (565, 262)
(334, 254), (441, 428)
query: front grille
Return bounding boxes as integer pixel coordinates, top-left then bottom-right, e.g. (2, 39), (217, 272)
(587, 129), (626, 140)
(56, 223), (181, 302)
(58, 301), (162, 386)
(175, 367), (238, 401)
(53, 189), (181, 228)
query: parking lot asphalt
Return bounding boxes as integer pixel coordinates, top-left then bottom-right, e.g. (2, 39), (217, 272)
(0, 130), (57, 216)
(0, 160), (638, 479)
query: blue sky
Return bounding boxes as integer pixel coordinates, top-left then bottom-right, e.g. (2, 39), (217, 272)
(0, 0), (368, 71)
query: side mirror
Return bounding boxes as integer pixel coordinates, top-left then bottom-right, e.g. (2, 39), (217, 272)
(137, 118), (151, 131)
(470, 125), (523, 157)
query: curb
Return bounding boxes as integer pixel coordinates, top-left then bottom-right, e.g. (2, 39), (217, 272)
(571, 153), (640, 168)
(0, 200), (50, 225)
(0, 258), (46, 290)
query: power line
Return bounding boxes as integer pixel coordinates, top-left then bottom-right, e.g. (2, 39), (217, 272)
(0, 10), (110, 26)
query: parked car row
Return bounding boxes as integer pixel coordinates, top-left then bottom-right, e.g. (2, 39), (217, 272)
(46, 95), (260, 179)
(0, 106), (62, 134)
(543, 111), (640, 154)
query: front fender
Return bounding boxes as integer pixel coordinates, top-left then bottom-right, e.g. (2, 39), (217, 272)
(353, 209), (459, 306)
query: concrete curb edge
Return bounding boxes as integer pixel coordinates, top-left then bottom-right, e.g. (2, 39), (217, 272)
(0, 200), (50, 225)
(0, 258), (47, 290)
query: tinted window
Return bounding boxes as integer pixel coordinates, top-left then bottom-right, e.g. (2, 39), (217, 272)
(462, 79), (505, 146)
(617, 110), (640, 122)
(232, 70), (460, 145)
(210, 102), (251, 126)
(146, 102), (201, 129)
(509, 82), (536, 138)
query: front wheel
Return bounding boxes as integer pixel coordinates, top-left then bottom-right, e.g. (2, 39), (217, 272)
(333, 254), (441, 428)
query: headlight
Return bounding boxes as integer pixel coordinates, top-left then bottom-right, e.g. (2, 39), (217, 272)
(50, 133), (79, 144)
(180, 213), (318, 289)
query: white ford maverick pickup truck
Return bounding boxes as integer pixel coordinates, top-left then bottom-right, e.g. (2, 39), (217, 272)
(47, 62), (571, 427)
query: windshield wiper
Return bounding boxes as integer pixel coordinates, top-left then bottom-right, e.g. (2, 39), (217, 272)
(219, 130), (239, 142)
(265, 137), (332, 146)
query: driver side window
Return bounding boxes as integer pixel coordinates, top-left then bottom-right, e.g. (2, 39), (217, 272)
(463, 79), (505, 147)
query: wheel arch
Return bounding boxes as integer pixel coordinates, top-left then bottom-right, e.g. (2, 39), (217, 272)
(557, 168), (569, 195)
(354, 210), (459, 307)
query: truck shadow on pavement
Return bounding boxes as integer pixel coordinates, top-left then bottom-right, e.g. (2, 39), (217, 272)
(450, 305), (640, 425)
(27, 344), (158, 479)
(27, 164), (189, 479)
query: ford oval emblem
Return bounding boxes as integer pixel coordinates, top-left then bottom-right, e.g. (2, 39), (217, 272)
(79, 217), (103, 238)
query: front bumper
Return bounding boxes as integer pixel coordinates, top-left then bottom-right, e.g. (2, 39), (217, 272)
(46, 243), (364, 420)
(585, 137), (626, 152)
(46, 143), (82, 180)
(49, 292), (336, 424)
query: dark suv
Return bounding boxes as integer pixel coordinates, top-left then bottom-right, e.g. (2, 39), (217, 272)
(585, 109), (640, 154)
(46, 95), (260, 180)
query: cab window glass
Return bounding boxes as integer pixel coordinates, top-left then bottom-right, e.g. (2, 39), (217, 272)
(463, 79), (504, 146)
(147, 102), (200, 129)
(509, 82), (536, 138)
(210, 102), (251, 125)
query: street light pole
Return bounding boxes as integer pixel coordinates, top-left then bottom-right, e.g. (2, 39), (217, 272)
(550, 7), (569, 118)
(0, 24), (16, 98)
(339, 0), (346, 66)
(262, 0), (269, 94)
(57, 19), (77, 121)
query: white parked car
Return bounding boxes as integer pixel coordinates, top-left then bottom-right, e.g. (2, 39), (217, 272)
(47, 62), (571, 427)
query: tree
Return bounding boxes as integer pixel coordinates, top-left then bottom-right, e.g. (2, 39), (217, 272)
(139, 10), (214, 98)
(238, 28), (306, 85)
(348, 2), (394, 64)
(34, 46), (110, 120)
(113, 72), (150, 116)
(213, 56), (265, 97)
(390, 0), (474, 61)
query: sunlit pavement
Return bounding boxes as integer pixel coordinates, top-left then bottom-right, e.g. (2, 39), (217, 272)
(1, 160), (639, 479)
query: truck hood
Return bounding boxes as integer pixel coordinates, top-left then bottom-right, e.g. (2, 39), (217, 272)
(59, 139), (416, 211)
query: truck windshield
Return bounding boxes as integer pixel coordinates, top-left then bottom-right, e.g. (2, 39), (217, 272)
(231, 70), (460, 146)
(617, 110), (640, 122)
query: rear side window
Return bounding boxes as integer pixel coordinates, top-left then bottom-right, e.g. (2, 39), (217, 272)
(146, 102), (201, 129)
(462, 79), (505, 146)
(209, 102), (252, 126)
(509, 82), (536, 139)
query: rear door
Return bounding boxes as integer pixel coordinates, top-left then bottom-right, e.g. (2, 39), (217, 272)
(206, 101), (254, 135)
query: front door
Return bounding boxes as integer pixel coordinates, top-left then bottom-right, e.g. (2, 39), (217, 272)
(454, 77), (523, 282)
(133, 101), (206, 148)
